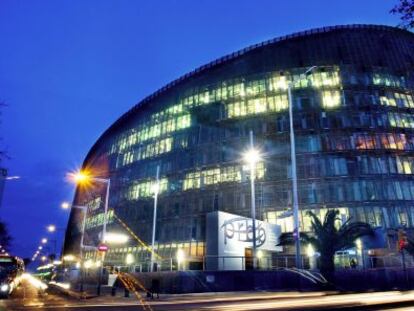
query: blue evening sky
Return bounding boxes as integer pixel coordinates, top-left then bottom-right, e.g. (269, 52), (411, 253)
(0, 0), (401, 259)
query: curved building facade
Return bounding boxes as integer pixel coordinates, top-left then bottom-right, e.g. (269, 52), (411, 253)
(65, 24), (414, 269)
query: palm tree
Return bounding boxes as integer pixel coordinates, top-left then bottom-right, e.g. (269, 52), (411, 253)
(402, 236), (414, 257)
(278, 209), (373, 278)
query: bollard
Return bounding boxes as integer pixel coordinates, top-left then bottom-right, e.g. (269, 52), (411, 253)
(124, 288), (130, 298)
(111, 286), (116, 296)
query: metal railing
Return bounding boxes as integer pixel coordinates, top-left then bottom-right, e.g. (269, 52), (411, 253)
(106, 254), (414, 273)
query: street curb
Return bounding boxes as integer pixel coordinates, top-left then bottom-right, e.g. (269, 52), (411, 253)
(47, 284), (96, 300)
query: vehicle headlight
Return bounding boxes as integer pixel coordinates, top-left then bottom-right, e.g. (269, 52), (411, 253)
(1, 284), (8, 292)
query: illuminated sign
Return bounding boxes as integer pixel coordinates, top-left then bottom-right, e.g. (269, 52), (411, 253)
(206, 211), (282, 271)
(221, 217), (266, 247)
(98, 244), (109, 252)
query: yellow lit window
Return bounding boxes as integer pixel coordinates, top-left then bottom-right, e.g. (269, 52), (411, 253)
(269, 75), (288, 91)
(321, 90), (341, 109)
(268, 94), (288, 112)
(403, 160), (412, 174)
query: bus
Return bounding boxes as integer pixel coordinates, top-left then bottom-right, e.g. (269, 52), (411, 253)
(0, 255), (24, 298)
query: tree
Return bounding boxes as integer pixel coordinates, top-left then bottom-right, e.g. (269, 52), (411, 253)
(0, 101), (7, 163)
(48, 254), (56, 262)
(402, 236), (414, 256)
(0, 220), (12, 249)
(278, 209), (373, 279)
(391, 0), (414, 29)
(23, 258), (31, 267)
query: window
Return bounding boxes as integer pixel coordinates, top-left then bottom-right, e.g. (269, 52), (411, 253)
(321, 90), (341, 109)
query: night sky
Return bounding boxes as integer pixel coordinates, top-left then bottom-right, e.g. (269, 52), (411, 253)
(0, 0), (401, 260)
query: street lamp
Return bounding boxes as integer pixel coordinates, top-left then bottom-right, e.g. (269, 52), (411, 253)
(70, 170), (111, 296)
(285, 66), (318, 270)
(176, 249), (185, 270)
(70, 170), (111, 247)
(61, 202), (70, 209)
(41, 238), (47, 244)
(243, 130), (261, 269)
(61, 203), (88, 292)
(47, 224), (56, 233)
(150, 165), (160, 272)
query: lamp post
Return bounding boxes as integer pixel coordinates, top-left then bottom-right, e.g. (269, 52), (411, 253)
(68, 204), (87, 292)
(286, 66), (318, 270)
(71, 171), (111, 295)
(150, 165), (160, 272)
(46, 225), (64, 257)
(244, 130), (261, 269)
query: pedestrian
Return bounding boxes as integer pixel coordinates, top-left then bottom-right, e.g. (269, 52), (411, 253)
(149, 279), (160, 299)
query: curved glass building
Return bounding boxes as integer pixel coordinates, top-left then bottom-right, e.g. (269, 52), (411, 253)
(64, 24), (414, 269)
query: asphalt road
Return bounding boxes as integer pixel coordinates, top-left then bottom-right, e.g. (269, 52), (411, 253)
(3, 278), (414, 310)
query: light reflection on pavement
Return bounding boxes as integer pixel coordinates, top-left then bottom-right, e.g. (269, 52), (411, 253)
(2, 278), (414, 311)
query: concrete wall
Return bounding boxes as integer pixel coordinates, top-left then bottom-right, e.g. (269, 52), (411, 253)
(123, 268), (414, 293)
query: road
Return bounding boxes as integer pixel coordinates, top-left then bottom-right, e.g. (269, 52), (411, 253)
(3, 277), (414, 310)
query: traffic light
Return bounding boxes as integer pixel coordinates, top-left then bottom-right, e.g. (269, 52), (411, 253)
(397, 229), (408, 251)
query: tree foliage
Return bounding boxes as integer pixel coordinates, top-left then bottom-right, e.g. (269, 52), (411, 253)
(278, 209), (373, 277)
(403, 236), (414, 256)
(0, 220), (12, 249)
(0, 101), (7, 163)
(391, 0), (414, 29)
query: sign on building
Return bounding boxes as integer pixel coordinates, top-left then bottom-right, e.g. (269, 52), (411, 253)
(205, 211), (282, 270)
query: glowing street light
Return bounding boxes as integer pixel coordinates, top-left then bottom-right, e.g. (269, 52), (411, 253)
(125, 253), (135, 265)
(243, 148), (261, 166)
(176, 249), (185, 270)
(84, 259), (93, 269)
(72, 171), (90, 184)
(41, 238), (48, 244)
(41, 256), (47, 262)
(38, 246), (43, 250)
(47, 225), (56, 233)
(243, 130), (261, 269)
(61, 202), (70, 209)
(69, 169), (111, 296)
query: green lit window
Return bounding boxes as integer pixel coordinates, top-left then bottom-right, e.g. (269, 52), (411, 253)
(129, 178), (168, 200)
(183, 162), (264, 190)
(246, 79), (266, 96)
(85, 210), (114, 229)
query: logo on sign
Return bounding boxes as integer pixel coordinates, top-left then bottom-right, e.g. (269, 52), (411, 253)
(221, 217), (266, 247)
(98, 244), (109, 252)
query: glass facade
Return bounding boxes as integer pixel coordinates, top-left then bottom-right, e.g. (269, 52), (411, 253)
(64, 24), (414, 266)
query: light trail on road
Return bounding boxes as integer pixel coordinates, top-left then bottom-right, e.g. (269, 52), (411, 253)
(4, 283), (414, 311)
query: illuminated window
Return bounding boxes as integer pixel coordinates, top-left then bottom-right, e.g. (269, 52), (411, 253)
(268, 75), (288, 91)
(85, 210), (114, 229)
(310, 70), (340, 87)
(129, 178), (168, 200)
(183, 162), (264, 190)
(268, 94), (288, 112)
(246, 79), (266, 96)
(247, 98), (266, 114)
(321, 90), (341, 109)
